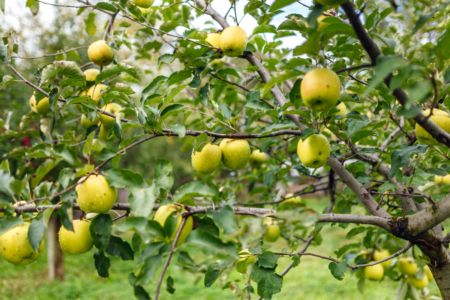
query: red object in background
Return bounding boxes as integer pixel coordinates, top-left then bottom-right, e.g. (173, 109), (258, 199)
(22, 137), (31, 147)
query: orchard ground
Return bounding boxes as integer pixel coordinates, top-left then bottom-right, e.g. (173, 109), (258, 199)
(0, 197), (441, 300)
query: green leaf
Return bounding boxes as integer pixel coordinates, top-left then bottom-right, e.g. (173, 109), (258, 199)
(257, 252), (279, 269)
(204, 258), (235, 287)
(166, 276), (176, 294)
(207, 205), (236, 235)
(90, 214), (112, 251)
(164, 84), (188, 103)
(140, 75), (167, 104)
(260, 119), (296, 136)
(364, 55), (408, 96)
(0, 217), (23, 236)
(185, 229), (237, 257)
(172, 181), (219, 202)
(136, 255), (163, 285)
(28, 217), (46, 252)
(328, 262), (345, 280)
(103, 168), (145, 188)
(160, 104), (185, 118)
(250, 266), (283, 300)
(95, 2), (118, 13)
(138, 242), (165, 264)
(345, 119), (369, 139)
(128, 184), (157, 218)
(346, 227), (367, 240)
(412, 3), (450, 34)
(253, 25), (277, 35)
(106, 235), (134, 261)
(293, 32), (320, 56)
(41, 61), (85, 83)
(0, 75), (14, 91)
(58, 200), (74, 231)
(178, 251), (198, 268)
(31, 159), (61, 188)
(269, 0), (296, 12)
(95, 63), (135, 85)
(154, 159), (174, 191)
(167, 124), (186, 138)
(390, 145), (428, 178)
(158, 53), (175, 66)
(85, 12), (97, 37)
(0, 169), (14, 196)
(301, 128), (318, 141)
(94, 251), (110, 278)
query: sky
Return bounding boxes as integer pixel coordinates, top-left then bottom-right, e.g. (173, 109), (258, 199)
(3, 0), (313, 54)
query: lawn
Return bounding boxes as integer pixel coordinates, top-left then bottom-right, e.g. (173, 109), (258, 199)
(0, 197), (441, 300)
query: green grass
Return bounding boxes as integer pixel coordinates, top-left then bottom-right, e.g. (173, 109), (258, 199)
(0, 197), (442, 300)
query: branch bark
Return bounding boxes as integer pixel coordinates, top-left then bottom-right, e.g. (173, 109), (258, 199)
(317, 214), (391, 231)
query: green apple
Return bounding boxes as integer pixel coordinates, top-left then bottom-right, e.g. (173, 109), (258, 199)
(154, 204), (194, 247)
(88, 40), (114, 66)
(239, 248), (257, 265)
(59, 219), (94, 255)
(301, 68), (341, 111)
(84, 69), (100, 81)
(424, 265), (434, 281)
(76, 174), (117, 213)
(81, 114), (100, 129)
(98, 125), (115, 141)
(132, 0), (155, 8)
(297, 134), (330, 168)
(408, 275), (429, 289)
(191, 143), (222, 174)
(416, 109), (450, 145)
(364, 264), (384, 281)
(373, 249), (391, 268)
(100, 103), (122, 128)
(220, 26), (248, 57)
(0, 223), (44, 266)
(87, 84), (108, 104)
(264, 224), (280, 242)
(249, 150), (267, 168)
(219, 139), (251, 170)
(29, 95), (51, 116)
(397, 257), (418, 276)
(206, 32), (221, 49)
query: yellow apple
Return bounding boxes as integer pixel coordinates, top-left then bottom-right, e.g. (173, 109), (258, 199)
(424, 265), (434, 281)
(81, 114), (100, 129)
(76, 174), (117, 213)
(139, 7), (152, 15)
(219, 139), (251, 170)
(98, 125), (115, 141)
(282, 193), (302, 205)
(373, 249), (391, 268)
(132, 0), (154, 8)
(301, 68), (341, 111)
(100, 103), (122, 128)
(220, 26), (248, 57)
(84, 69), (100, 81)
(408, 275), (429, 289)
(435, 174), (450, 184)
(331, 102), (347, 119)
(59, 219), (94, 255)
(264, 224), (280, 242)
(88, 40), (114, 66)
(415, 109), (450, 145)
(191, 143), (222, 174)
(306, 15), (330, 31)
(206, 32), (221, 50)
(397, 257), (418, 276)
(87, 84), (108, 104)
(249, 150), (267, 168)
(315, 0), (349, 5)
(0, 223), (44, 266)
(154, 204), (193, 247)
(29, 95), (51, 116)
(297, 134), (330, 168)
(239, 248), (257, 265)
(364, 264), (384, 281)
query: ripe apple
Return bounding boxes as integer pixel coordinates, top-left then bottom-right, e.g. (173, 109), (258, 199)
(154, 204), (193, 247)
(424, 265), (434, 281)
(87, 84), (108, 104)
(219, 139), (251, 170)
(29, 95), (51, 116)
(191, 143), (222, 174)
(331, 102), (347, 119)
(315, 0), (349, 5)
(249, 150), (267, 168)
(397, 257), (418, 276)
(239, 248), (257, 265)
(132, 0), (155, 8)
(373, 249), (391, 268)
(84, 69), (100, 81)
(408, 275), (429, 289)
(88, 40), (114, 66)
(220, 26), (248, 57)
(364, 264), (384, 281)
(59, 219), (94, 255)
(297, 134), (330, 168)
(415, 109), (450, 145)
(0, 222), (44, 266)
(435, 174), (450, 184)
(100, 103), (122, 128)
(98, 125), (115, 141)
(301, 68), (341, 111)
(138, 7), (152, 15)
(206, 32), (221, 50)
(81, 114), (100, 129)
(282, 193), (302, 205)
(264, 224), (280, 242)
(76, 174), (117, 213)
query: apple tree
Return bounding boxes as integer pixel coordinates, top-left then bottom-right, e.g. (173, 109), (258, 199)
(1, 0), (450, 299)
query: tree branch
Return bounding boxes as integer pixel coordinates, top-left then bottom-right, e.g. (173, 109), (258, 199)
(335, 63), (372, 74)
(317, 213), (391, 231)
(12, 46), (89, 59)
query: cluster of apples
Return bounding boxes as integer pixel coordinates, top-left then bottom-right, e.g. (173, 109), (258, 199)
(206, 26), (248, 57)
(191, 139), (267, 174)
(364, 251), (434, 290)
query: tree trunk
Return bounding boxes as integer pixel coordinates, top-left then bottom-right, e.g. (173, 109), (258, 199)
(55, 217), (64, 281)
(47, 216), (64, 281)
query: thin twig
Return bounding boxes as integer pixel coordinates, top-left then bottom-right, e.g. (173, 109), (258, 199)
(335, 64), (372, 74)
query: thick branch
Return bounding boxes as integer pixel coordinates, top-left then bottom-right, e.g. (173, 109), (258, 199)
(318, 213), (391, 231)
